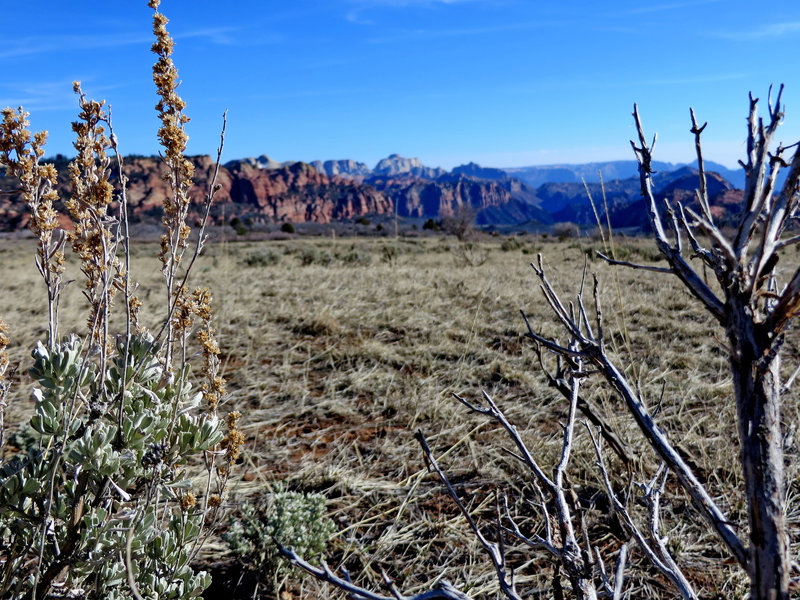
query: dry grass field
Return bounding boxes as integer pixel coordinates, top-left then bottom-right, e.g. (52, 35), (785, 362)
(1, 233), (798, 599)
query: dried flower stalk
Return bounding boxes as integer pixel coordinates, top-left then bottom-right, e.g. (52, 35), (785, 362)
(0, 108), (64, 348)
(0, 318), (9, 450)
(0, 319), (8, 384)
(192, 288), (225, 415)
(66, 83), (125, 371)
(149, 0), (196, 371)
(222, 411), (243, 465)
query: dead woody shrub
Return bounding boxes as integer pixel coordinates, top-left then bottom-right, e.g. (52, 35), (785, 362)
(279, 88), (800, 600)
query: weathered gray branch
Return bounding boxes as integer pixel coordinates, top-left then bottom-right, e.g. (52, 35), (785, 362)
(631, 104), (726, 322)
(689, 108), (713, 225)
(522, 262), (748, 569)
(596, 252), (672, 273)
(276, 545), (474, 600)
(453, 369), (601, 599)
(415, 430), (524, 600)
(531, 344), (633, 466)
(631, 92), (797, 600)
(589, 431), (698, 600)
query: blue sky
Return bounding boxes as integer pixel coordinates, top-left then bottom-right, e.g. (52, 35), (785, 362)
(2, 0), (799, 170)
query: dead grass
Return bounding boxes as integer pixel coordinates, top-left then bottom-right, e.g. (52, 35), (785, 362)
(0, 234), (798, 599)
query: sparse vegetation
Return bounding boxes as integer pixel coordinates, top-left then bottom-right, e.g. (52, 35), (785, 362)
(499, 236), (522, 252)
(422, 218), (440, 231)
(266, 94), (800, 600)
(441, 205), (477, 241)
(553, 220), (580, 240)
(5, 233), (793, 599)
(242, 249), (282, 267)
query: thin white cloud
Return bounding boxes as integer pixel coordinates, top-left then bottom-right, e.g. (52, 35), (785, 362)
(346, 0), (497, 24)
(0, 26), (261, 61)
(713, 21), (800, 40)
(0, 80), (132, 112)
(176, 27), (283, 46)
(0, 33), (150, 61)
(620, 0), (721, 15)
(366, 20), (547, 43)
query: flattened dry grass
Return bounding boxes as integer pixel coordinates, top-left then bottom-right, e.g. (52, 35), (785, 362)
(1, 235), (798, 599)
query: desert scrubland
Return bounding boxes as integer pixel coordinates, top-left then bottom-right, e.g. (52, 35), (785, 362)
(1, 234), (797, 598)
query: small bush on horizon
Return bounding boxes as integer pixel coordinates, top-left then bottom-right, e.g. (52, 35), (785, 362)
(243, 248), (282, 267)
(553, 221), (580, 240)
(500, 236), (522, 252)
(422, 218), (440, 231)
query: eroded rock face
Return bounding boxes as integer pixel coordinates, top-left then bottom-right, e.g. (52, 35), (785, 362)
(370, 174), (512, 218)
(223, 160), (391, 223)
(0, 156), (392, 229)
(373, 154), (446, 179)
(310, 159), (372, 180)
(0, 155), (534, 230)
(5, 155), (739, 232)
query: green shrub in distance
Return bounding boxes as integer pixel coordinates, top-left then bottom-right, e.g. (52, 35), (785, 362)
(281, 222), (295, 234)
(382, 243), (399, 264)
(243, 249), (282, 267)
(500, 236), (522, 251)
(423, 218), (440, 231)
(339, 248), (372, 266)
(230, 216), (248, 236)
(299, 246), (333, 266)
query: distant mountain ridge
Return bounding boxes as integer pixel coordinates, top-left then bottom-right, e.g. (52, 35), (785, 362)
(0, 152), (750, 233)
(504, 159), (746, 189)
(228, 152), (745, 189)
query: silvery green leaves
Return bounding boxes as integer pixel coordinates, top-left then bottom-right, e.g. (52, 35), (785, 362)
(108, 332), (162, 390)
(224, 487), (335, 591)
(174, 413), (224, 455)
(30, 335), (91, 390)
(71, 507), (210, 599)
(0, 333), (226, 599)
(29, 336), (93, 437)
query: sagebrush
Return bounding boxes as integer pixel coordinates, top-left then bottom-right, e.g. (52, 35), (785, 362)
(0, 2), (238, 598)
